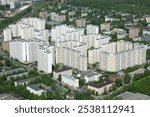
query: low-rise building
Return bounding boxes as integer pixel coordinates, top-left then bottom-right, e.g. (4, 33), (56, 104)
(112, 28), (127, 39)
(145, 16), (150, 23)
(0, 66), (11, 72)
(53, 66), (72, 79)
(147, 66), (150, 70)
(105, 16), (116, 22)
(0, 68), (25, 76)
(61, 75), (79, 88)
(82, 70), (101, 83)
(14, 76), (41, 87)
(109, 74), (124, 82)
(7, 72), (28, 81)
(50, 12), (66, 23)
(100, 23), (111, 31)
(39, 11), (48, 19)
(88, 80), (114, 94)
(143, 28), (150, 36)
(81, 12), (88, 17)
(75, 18), (86, 28)
(129, 27), (139, 39)
(68, 11), (76, 17)
(27, 84), (45, 96)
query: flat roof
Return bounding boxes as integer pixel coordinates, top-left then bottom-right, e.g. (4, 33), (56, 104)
(83, 70), (99, 77)
(15, 76), (40, 83)
(89, 80), (113, 89)
(0, 94), (18, 100)
(117, 91), (150, 100)
(28, 84), (42, 91)
(54, 66), (72, 73)
(7, 72), (28, 80)
(0, 68), (25, 75)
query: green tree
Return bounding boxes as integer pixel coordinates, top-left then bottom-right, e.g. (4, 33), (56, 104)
(115, 79), (122, 87)
(124, 74), (131, 84)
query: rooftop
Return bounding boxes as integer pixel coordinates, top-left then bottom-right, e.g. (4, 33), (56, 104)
(82, 69), (99, 77)
(28, 84), (43, 91)
(54, 66), (72, 73)
(0, 68), (25, 76)
(89, 80), (113, 89)
(117, 91), (150, 100)
(15, 76), (41, 84)
(0, 94), (18, 100)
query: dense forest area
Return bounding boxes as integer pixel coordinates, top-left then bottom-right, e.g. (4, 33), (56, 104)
(68, 0), (150, 14)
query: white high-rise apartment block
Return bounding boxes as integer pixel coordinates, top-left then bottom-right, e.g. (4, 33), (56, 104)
(35, 30), (49, 42)
(9, 24), (20, 38)
(37, 46), (53, 74)
(9, 39), (54, 73)
(99, 40), (147, 72)
(20, 26), (35, 40)
(86, 24), (99, 34)
(81, 34), (110, 49)
(88, 48), (101, 64)
(21, 18), (46, 31)
(61, 75), (79, 88)
(51, 25), (87, 71)
(3, 18), (47, 41)
(9, 39), (46, 63)
(56, 46), (87, 71)
(9, 40), (27, 63)
(51, 25), (84, 43)
(3, 28), (12, 42)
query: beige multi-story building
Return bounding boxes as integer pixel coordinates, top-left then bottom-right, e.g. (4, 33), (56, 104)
(2, 41), (10, 52)
(99, 40), (147, 72)
(112, 28), (127, 39)
(129, 28), (139, 39)
(100, 23), (111, 31)
(68, 10), (76, 17)
(50, 12), (66, 23)
(56, 46), (87, 71)
(75, 18), (86, 28)
(145, 16), (150, 23)
(51, 25), (82, 42)
(86, 40), (147, 71)
(39, 11), (48, 19)
(81, 34), (111, 49)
